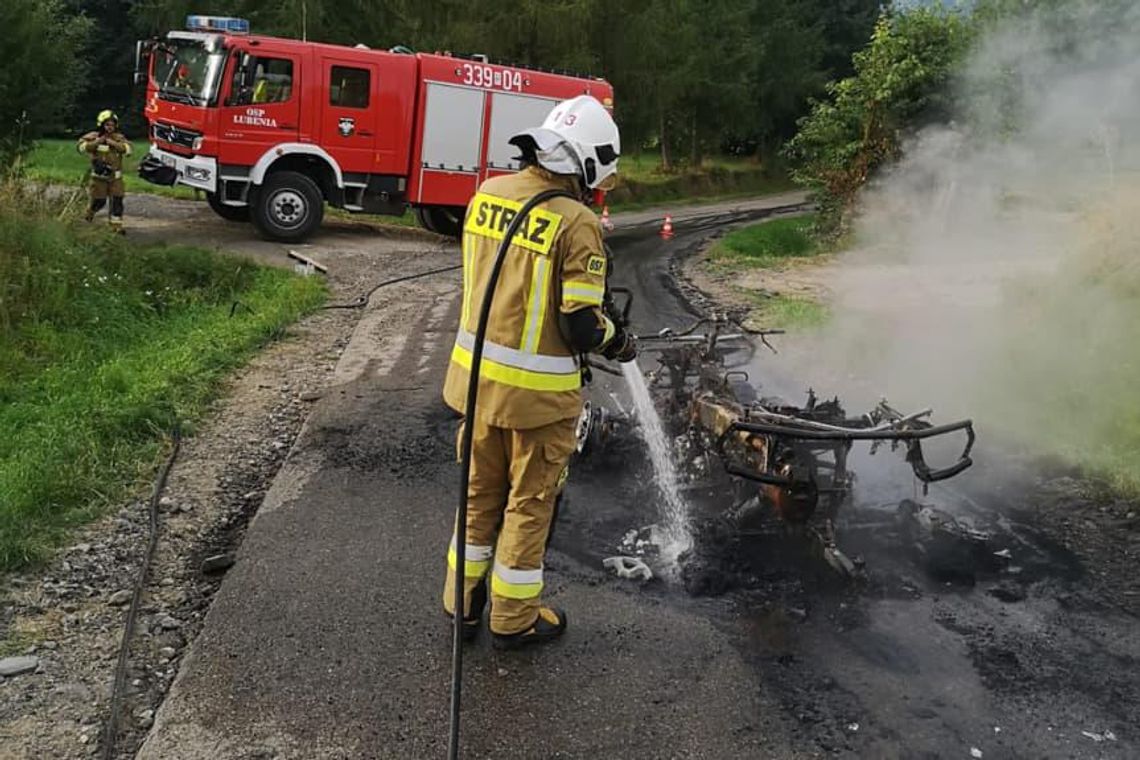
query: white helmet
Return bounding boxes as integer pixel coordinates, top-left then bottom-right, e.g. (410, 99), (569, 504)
(509, 95), (621, 190)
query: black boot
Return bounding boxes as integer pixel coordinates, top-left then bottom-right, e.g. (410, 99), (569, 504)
(492, 607), (568, 651)
(446, 578), (487, 642)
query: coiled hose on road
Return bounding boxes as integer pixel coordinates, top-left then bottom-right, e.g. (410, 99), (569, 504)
(449, 189), (574, 759)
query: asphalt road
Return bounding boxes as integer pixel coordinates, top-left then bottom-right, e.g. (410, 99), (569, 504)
(138, 194), (1137, 759)
(137, 196), (811, 760)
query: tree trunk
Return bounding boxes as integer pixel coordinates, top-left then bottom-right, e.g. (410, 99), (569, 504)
(659, 108), (671, 172)
(690, 111), (699, 167)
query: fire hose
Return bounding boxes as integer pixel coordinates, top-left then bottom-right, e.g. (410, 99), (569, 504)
(448, 188), (574, 760)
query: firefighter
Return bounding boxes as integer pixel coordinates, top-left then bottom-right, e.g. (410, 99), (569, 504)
(442, 95), (636, 650)
(78, 110), (132, 233)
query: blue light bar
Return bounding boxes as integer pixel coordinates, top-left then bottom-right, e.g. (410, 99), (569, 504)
(185, 15), (250, 34)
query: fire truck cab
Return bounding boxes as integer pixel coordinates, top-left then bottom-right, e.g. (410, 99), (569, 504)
(137, 16), (613, 241)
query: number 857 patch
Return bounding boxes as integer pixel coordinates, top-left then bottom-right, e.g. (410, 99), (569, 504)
(587, 255), (606, 275)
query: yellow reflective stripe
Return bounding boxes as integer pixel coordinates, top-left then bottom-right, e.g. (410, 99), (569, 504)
(491, 575), (543, 599)
(464, 192), (563, 255)
(533, 261), (551, 348)
(520, 255), (551, 352)
(562, 280), (605, 306)
(461, 233), (474, 328)
(447, 546), (492, 578)
(451, 344), (580, 392)
(449, 536), (493, 561)
(456, 329), (577, 372)
(491, 563), (544, 600)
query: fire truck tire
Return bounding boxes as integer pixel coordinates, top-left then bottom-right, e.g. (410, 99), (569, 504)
(206, 192), (250, 223)
(251, 171), (325, 242)
(414, 205), (463, 238)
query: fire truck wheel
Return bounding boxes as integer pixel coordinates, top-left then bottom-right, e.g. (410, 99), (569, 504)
(206, 192), (250, 222)
(252, 171), (325, 242)
(414, 205), (463, 238)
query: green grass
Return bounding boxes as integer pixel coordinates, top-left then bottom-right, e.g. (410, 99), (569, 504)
(712, 214), (820, 268)
(327, 206), (419, 228)
(24, 139), (199, 199)
(609, 154), (797, 211)
(618, 152), (759, 183)
(745, 293), (830, 330)
(25, 139), (797, 229)
(0, 201), (326, 571)
(701, 214), (831, 331)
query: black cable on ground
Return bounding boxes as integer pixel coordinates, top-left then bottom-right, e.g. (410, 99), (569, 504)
(100, 427), (181, 760)
(321, 263), (463, 311)
(449, 189), (572, 760)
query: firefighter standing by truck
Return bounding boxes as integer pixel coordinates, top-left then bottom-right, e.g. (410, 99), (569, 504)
(442, 95), (637, 650)
(78, 110), (131, 232)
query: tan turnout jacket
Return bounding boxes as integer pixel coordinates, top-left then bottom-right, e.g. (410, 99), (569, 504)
(443, 167), (612, 429)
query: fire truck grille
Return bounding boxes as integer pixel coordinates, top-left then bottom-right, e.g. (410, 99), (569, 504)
(153, 123), (200, 150)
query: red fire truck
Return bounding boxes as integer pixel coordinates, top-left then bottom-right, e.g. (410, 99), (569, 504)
(136, 16), (613, 241)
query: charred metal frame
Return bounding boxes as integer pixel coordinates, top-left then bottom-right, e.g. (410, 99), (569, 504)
(621, 314), (979, 575)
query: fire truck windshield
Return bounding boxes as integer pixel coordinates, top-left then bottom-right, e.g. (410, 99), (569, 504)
(152, 39), (225, 106)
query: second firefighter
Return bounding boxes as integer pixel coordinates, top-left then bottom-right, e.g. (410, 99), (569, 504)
(78, 110), (132, 232)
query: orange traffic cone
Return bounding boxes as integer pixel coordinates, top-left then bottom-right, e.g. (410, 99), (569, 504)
(660, 214), (674, 240)
(601, 205), (614, 231)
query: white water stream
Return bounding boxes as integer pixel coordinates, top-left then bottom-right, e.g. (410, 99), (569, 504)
(621, 360), (693, 569)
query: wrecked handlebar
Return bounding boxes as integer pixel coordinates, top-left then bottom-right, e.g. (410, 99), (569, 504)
(717, 417), (976, 485)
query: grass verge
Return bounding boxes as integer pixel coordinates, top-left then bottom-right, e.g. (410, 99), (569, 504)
(710, 214), (820, 268)
(0, 197), (326, 571)
(745, 293), (830, 330)
(609, 155), (797, 211)
(701, 213), (831, 331)
(24, 139), (199, 199)
(26, 139), (797, 231)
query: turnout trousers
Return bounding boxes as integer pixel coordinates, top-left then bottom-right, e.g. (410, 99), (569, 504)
(443, 414), (577, 634)
(88, 176), (125, 230)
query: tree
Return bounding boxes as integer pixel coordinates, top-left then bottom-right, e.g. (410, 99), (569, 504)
(0, 0), (92, 172)
(65, 0), (141, 133)
(59, 0), (896, 172)
(784, 6), (974, 235)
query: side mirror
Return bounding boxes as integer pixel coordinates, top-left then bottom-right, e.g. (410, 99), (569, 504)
(238, 53), (253, 90)
(133, 41), (147, 86)
(225, 52), (252, 106)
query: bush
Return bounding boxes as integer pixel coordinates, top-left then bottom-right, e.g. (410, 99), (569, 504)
(784, 7), (974, 237)
(0, 0), (91, 174)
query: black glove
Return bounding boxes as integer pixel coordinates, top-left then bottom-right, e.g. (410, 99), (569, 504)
(602, 329), (637, 363)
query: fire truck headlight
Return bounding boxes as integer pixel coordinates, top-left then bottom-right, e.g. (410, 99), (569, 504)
(192, 136), (204, 151)
(186, 166), (211, 182)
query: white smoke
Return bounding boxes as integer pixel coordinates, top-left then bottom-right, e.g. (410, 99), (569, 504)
(778, 1), (1140, 489)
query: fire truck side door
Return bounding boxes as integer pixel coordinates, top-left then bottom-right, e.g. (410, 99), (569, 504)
(320, 59), (379, 176)
(219, 49), (301, 166)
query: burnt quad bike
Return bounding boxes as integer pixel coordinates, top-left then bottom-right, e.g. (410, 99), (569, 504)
(577, 312), (978, 577)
